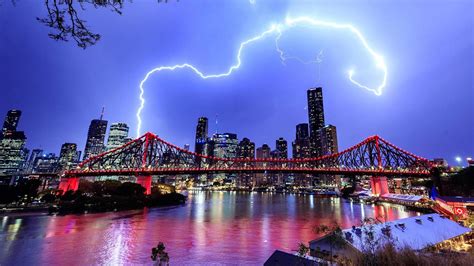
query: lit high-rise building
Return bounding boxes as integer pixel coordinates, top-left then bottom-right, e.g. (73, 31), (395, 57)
(0, 110), (28, 174)
(307, 87), (325, 157)
(83, 113), (108, 160)
(318, 125), (338, 155)
(296, 123), (309, 141)
(0, 132), (28, 174)
(1, 109), (21, 139)
(256, 144), (271, 186)
(237, 137), (255, 187)
(195, 117), (208, 155)
(275, 137), (288, 159)
(292, 123), (310, 159)
(107, 122), (129, 150)
(59, 143), (79, 170)
(212, 133), (238, 159)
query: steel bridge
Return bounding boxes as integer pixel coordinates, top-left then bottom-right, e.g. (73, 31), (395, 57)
(59, 132), (433, 194)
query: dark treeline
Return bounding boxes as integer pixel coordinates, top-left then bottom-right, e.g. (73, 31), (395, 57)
(57, 180), (186, 214)
(0, 179), (186, 214)
(0, 179), (43, 206)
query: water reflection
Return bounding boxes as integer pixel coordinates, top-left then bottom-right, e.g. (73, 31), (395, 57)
(0, 192), (419, 265)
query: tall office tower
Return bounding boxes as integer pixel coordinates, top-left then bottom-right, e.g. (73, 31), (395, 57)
(59, 143), (79, 170)
(275, 137), (288, 159)
(292, 123), (311, 159)
(0, 132), (28, 174)
(237, 138), (255, 159)
(107, 122), (129, 150)
(1, 109), (21, 139)
(256, 144), (271, 186)
(237, 138), (255, 187)
(0, 109), (28, 174)
(212, 133), (238, 159)
(195, 117), (208, 155)
(211, 133), (238, 185)
(26, 149), (44, 172)
(307, 87), (325, 157)
(296, 123), (309, 140)
(83, 112), (108, 160)
(319, 125), (339, 155)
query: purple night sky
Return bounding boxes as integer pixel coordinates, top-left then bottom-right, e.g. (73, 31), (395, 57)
(0, 1), (472, 164)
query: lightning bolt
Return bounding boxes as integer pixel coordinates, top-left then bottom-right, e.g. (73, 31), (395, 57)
(136, 16), (388, 137)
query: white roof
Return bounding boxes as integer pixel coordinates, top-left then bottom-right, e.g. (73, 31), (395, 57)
(381, 193), (423, 202)
(340, 214), (470, 252)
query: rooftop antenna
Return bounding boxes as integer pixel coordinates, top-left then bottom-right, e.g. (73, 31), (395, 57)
(100, 106), (105, 120)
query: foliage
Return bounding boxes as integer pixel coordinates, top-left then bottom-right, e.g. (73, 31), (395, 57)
(151, 242), (169, 265)
(57, 180), (185, 214)
(442, 166), (474, 196)
(0, 179), (42, 205)
(296, 242), (310, 257)
(355, 244), (474, 266)
(313, 222), (346, 262)
(2, 0), (174, 48)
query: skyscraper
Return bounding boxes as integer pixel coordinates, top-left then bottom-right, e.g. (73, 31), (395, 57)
(275, 137), (288, 159)
(107, 122), (129, 150)
(212, 133), (238, 159)
(256, 144), (271, 186)
(237, 137), (255, 187)
(0, 110), (28, 174)
(195, 117), (208, 155)
(1, 109), (21, 139)
(83, 113), (108, 160)
(319, 125), (338, 155)
(307, 87), (325, 156)
(296, 123), (309, 140)
(59, 143), (79, 170)
(292, 123), (310, 159)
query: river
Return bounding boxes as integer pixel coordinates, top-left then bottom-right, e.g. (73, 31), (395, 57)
(0, 191), (420, 265)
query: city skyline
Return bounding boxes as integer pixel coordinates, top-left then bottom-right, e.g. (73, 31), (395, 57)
(0, 2), (473, 264)
(0, 1), (472, 165)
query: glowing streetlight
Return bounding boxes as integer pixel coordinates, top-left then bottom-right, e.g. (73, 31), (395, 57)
(455, 156), (462, 165)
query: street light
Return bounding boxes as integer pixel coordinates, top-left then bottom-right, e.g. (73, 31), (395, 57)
(455, 156), (463, 167)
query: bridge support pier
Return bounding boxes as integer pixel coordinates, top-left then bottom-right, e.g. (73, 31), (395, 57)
(58, 177), (79, 195)
(136, 175), (152, 195)
(370, 176), (389, 196)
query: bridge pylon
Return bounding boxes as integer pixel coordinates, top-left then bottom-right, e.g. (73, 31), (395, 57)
(58, 177), (79, 195)
(136, 175), (152, 195)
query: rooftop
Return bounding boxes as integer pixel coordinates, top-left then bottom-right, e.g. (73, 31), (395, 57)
(264, 250), (319, 266)
(311, 213), (470, 253)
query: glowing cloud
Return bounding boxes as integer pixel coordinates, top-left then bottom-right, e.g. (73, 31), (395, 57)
(136, 16), (387, 137)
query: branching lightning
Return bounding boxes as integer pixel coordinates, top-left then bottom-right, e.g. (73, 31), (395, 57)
(136, 16), (388, 137)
